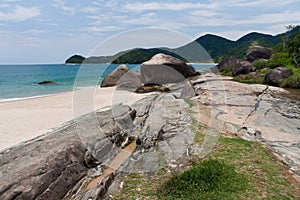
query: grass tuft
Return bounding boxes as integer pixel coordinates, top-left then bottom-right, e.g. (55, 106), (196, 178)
(156, 159), (248, 200)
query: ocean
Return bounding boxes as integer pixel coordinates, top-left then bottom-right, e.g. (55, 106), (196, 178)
(0, 63), (215, 102)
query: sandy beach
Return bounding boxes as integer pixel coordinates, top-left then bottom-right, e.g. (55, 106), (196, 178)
(0, 87), (148, 151)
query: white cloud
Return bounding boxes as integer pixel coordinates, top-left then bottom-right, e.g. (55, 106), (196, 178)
(230, 0), (298, 7)
(0, 6), (40, 21)
(124, 2), (217, 12)
(87, 25), (124, 33)
(186, 10), (300, 28)
(81, 7), (99, 14)
(23, 29), (44, 36)
(189, 10), (218, 17)
(53, 0), (76, 15)
(230, 11), (300, 26)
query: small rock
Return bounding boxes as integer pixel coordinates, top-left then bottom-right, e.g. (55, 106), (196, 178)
(134, 84), (170, 93)
(38, 81), (57, 85)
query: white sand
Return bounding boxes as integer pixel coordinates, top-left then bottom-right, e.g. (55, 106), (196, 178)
(0, 87), (149, 151)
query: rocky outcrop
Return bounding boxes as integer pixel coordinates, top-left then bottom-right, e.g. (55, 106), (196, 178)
(232, 61), (256, 76)
(192, 73), (300, 178)
(38, 81), (57, 85)
(101, 64), (129, 87)
(116, 71), (141, 92)
(0, 103), (138, 200)
(119, 94), (194, 173)
(140, 53), (200, 84)
(0, 82), (195, 199)
(264, 67), (292, 86)
(0, 125), (88, 200)
(215, 56), (241, 72)
(246, 46), (272, 62)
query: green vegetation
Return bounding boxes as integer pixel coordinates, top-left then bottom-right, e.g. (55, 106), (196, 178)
(197, 32), (281, 62)
(281, 67), (300, 88)
(232, 68), (271, 84)
(112, 100), (298, 199)
(157, 159), (248, 199)
(226, 25), (300, 88)
(253, 52), (294, 69)
(65, 29), (292, 64)
(112, 131), (299, 199)
(111, 48), (188, 64)
(65, 54), (85, 64)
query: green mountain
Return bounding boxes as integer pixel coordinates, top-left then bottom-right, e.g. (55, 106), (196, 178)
(66, 29), (297, 64)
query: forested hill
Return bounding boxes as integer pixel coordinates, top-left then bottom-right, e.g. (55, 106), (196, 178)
(65, 28), (300, 64)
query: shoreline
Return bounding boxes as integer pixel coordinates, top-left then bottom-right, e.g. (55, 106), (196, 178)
(0, 87), (149, 151)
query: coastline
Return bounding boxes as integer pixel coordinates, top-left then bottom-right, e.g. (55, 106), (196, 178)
(0, 87), (149, 151)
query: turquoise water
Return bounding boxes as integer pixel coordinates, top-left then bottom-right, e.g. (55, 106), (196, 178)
(0, 63), (215, 102)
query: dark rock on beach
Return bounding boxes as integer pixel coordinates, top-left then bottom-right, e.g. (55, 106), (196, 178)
(116, 71), (142, 92)
(140, 53), (199, 84)
(264, 67), (292, 86)
(38, 81), (57, 85)
(134, 84), (170, 93)
(232, 60), (256, 76)
(101, 64), (129, 87)
(215, 56), (241, 72)
(246, 45), (272, 62)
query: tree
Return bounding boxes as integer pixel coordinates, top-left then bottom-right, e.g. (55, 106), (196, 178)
(286, 31), (300, 66)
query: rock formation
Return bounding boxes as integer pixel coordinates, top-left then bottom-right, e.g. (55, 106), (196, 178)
(246, 45), (272, 62)
(101, 64), (129, 87)
(192, 73), (300, 178)
(115, 71), (141, 92)
(232, 61), (256, 76)
(140, 53), (200, 85)
(264, 67), (292, 86)
(38, 81), (57, 85)
(215, 56), (241, 72)
(0, 83), (195, 199)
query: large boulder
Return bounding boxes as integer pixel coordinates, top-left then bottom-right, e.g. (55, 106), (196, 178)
(140, 53), (199, 85)
(215, 57), (241, 73)
(116, 71), (142, 92)
(232, 61), (256, 76)
(246, 46), (272, 62)
(101, 64), (129, 87)
(263, 67), (292, 86)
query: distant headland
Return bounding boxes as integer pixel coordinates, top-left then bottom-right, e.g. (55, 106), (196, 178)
(65, 27), (299, 65)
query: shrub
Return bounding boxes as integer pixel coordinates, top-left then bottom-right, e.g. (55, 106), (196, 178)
(254, 52), (293, 69)
(280, 68), (300, 88)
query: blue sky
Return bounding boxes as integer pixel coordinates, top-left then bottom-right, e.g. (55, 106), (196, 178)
(0, 0), (299, 64)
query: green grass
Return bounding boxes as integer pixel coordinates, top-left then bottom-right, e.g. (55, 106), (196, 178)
(220, 65), (234, 76)
(112, 136), (299, 199)
(232, 68), (271, 84)
(156, 159), (248, 200)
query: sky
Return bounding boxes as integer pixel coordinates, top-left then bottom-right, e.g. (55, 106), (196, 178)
(0, 0), (299, 64)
